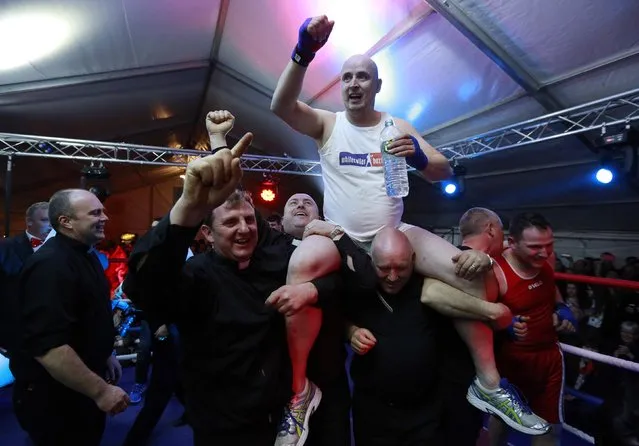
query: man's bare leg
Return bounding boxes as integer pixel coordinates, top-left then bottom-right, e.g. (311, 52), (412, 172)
(405, 226), (500, 386)
(276, 235), (341, 446)
(285, 308), (322, 394)
(404, 226), (549, 435)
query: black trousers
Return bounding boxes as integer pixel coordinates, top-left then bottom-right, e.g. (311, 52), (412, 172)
(134, 319), (153, 384)
(352, 390), (442, 446)
(193, 422), (278, 446)
(123, 327), (183, 446)
(13, 380), (106, 446)
(306, 371), (352, 446)
(440, 380), (484, 446)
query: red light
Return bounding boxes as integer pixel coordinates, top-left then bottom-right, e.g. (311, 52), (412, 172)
(260, 188), (276, 202)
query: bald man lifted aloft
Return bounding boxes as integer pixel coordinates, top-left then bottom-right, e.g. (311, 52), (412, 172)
(271, 14), (549, 443)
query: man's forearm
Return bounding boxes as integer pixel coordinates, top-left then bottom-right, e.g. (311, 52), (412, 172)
(426, 301), (490, 321)
(271, 61), (306, 116)
(420, 278), (497, 321)
(210, 134), (227, 150)
(36, 345), (108, 400)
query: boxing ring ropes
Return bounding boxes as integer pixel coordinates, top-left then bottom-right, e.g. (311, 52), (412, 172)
(0, 88), (638, 443)
(552, 272), (639, 444)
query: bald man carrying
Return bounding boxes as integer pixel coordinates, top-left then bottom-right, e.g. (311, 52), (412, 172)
(272, 15), (548, 437)
(340, 226), (442, 445)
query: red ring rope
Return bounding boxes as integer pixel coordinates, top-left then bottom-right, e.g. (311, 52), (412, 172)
(554, 272), (639, 290)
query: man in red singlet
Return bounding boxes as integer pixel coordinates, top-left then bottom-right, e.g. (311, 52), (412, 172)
(489, 212), (576, 446)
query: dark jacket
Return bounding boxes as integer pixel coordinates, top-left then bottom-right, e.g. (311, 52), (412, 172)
(0, 233), (34, 353)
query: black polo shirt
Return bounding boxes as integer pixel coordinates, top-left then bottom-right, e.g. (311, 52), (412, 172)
(10, 233), (114, 386)
(336, 236), (439, 405)
(124, 213), (341, 433)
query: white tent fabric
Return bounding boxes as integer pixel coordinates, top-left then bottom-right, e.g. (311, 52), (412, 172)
(0, 0), (638, 231)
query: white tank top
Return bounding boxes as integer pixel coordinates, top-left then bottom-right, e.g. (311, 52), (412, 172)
(319, 111), (403, 242)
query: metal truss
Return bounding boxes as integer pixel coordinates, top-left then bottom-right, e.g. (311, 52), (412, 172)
(0, 133), (323, 176)
(439, 87), (639, 160)
(1, 88), (638, 173)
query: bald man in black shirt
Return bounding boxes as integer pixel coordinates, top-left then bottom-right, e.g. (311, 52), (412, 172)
(10, 189), (129, 446)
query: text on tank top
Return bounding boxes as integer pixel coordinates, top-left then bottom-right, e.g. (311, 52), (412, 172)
(318, 111), (404, 243)
(495, 254), (557, 350)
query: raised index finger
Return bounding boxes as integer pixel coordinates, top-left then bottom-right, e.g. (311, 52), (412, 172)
(230, 132), (253, 159)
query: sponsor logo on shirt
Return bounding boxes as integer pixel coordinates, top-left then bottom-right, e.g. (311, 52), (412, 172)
(528, 280), (543, 290)
(339, 151), (383, 167)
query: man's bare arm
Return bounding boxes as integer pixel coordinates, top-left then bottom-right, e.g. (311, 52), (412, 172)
(36, 345), (108, 400)
(395, 118), (452, 182)
(271, 61), (329, 140)
(420, 278), (504, 322)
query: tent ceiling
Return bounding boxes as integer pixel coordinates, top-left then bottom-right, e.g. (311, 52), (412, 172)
(1, 0), (638, 227)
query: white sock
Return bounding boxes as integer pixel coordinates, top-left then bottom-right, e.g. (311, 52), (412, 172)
(295, 378), (309, 397)
(475, 376), (499, 393)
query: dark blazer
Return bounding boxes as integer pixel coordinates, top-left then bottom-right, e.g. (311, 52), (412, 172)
(0, 233), (34, 353)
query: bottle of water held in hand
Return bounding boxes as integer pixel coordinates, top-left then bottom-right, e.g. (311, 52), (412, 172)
(380, 118), (409, 197)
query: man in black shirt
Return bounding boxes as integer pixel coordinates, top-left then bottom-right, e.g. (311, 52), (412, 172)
(306, 220), (441, 446)
(436, 207), (506, 446)
(337, 225), (443, 445)
(0, 201), (50, 356)
(124, 131), (341, 445)
(10, 189), (129, 446)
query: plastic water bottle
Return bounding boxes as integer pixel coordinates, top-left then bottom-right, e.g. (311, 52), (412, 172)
(380, 118), (409, 197)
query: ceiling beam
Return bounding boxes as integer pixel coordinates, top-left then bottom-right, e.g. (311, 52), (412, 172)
(424, 0), (562, 111)
(186, 0), (231, 148)
(307, 2), (435, 106)
(424, 0), (601, 153)
(0, 61), (209, 98)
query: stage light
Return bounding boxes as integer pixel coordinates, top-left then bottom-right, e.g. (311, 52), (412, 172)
(443, 182), (458, 195)
(440, 163), (466, 197)
(260, 187), (276, 202)
(595, 167), (613, 184)
(259, 176), (278, 203)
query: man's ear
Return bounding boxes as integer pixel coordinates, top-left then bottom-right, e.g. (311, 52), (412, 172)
(200, 225), (214, 244)
(59, 215), (72, 230)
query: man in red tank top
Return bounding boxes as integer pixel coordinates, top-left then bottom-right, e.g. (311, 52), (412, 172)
(489, 212), (576, 446)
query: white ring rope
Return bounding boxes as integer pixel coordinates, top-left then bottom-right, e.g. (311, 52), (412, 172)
(560, 342), (639, 373)
(559, 342), (639, 445)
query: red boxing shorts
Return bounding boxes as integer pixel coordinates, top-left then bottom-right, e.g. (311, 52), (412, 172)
(495, 344), (564, 424)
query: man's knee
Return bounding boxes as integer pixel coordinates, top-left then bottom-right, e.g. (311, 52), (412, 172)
(288, 235), (340, 282)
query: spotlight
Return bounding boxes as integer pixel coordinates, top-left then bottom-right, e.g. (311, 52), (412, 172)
(595, 167), (613, 184)
(259, 174), (279, 203)
(440, 163), (466, 197)
(260, 187), (276, 202)
(443, 182), (458, 195)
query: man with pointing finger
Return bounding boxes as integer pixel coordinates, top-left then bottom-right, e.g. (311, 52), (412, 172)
(124, 116), (341, 445)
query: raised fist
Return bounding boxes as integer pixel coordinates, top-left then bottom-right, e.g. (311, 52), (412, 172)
(179, 133), (252, 216)
(304, 15), (334, 46)
(206, 110), (235, 136)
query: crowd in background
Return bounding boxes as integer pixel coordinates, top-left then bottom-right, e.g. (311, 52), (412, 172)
(554, 254), (639, 440)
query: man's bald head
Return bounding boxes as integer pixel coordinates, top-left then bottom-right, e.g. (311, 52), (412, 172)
(371, 227), (414, 294)
(341, 54), (379, 80)
(371, 227), (412, 261)
(340, 54), (382, 114)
